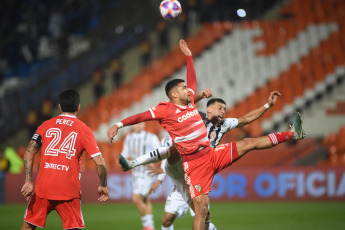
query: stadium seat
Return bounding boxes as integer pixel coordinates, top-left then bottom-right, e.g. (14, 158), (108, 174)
(76, 0), (345, 171)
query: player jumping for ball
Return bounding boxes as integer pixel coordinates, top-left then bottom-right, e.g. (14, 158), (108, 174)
(107, 39), (305, 230)
(145, 91), (281, 230)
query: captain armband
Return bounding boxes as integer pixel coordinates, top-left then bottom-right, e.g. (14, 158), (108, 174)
(31, 133), (42, 147)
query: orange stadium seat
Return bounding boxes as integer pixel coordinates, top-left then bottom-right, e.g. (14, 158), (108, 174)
(336, 126), (345, 154)
(97, 96), (111, 123)
(77, 0), (345, 167)
(16, 146), (27, 159)
(98, 142), (117, 170)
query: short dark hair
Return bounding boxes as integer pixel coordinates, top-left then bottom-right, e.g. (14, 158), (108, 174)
(165, 79), (185, 98)
(58, 89), (80, 112)
(207, 98), (226, 107)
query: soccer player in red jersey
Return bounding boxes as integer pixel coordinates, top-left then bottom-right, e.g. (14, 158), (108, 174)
(21, 89), (109, 230)
(107, 40), (305, 230)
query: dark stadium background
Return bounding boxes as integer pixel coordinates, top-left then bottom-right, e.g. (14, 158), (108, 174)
(0, 0), (344, 229)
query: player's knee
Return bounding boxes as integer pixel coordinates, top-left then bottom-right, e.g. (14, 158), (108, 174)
(195, 202), (208, 217)
(162, 212), (175, 227)
(162, 217), (173, 227)
(200, 205), (208, 217)
(132, 195), (141, 205)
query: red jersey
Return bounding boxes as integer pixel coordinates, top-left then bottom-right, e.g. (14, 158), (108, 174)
(32, 114), (100, 200)
(149, 100), (209, 155)
(121, 56), (210, 155)
(151, 56), (209, 154)
(120, 56), (210, 155)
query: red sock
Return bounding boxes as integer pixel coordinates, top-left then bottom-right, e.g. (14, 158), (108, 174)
(268, 132), (294, 145)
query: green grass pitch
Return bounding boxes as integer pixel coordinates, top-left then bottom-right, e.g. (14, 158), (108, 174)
(1, 202), (344, 229)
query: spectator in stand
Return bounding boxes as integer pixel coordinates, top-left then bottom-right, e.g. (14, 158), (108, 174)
(40, 97), (54, 122)
(0, 147), (10, 173)
(140, 38), (152, 67)
(92, 67), (105, 101)
(157, 20), (169, 56)
(26, 108), (39, 139)
(2, 146), (23, 174)
(110, 58), (123, 89)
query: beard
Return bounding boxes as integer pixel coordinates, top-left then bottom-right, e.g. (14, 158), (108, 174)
(186, 94), (191, 103)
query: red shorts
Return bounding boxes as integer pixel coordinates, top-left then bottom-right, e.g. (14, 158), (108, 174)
(24, 193), (85, 229)
(182, 143), (239, 200)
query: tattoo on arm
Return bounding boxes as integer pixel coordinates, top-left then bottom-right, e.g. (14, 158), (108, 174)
(24, 140), (40, 182)
(94, 156), (107, 187)
(96, 164), (107, 187)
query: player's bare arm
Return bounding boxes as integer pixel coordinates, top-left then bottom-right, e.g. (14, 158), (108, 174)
(146, 164), (165, 195)
(237, 91), (281, 127)
(107, 124), (119, 142)
(93, 155), (109, 201)
(146, 165), (164, 176)
(194, 89), (213, 104)
(147, 179), (163, 195)
(21, 140), (40, 200)
(180, 39), (192, 56)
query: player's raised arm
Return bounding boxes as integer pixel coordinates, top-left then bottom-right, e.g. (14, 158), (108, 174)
(92, 155), (109, 202)
(180, 39), (197, 94)
(21, 140), (40, 200)
(107, 110), (153, 142)
(194, 88), (213, 104)
(237, 91), (281, 127)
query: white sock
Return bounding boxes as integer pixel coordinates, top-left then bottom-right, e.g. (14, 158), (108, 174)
(142, 214), (154, 228)
(208, 222), (217, 230)
(133, 147), (169, 167)
(162, 225), (173, 230)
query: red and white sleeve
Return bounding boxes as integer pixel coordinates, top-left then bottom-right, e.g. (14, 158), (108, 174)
(148, 102), (168, 120)
(83, 127), (101, 158)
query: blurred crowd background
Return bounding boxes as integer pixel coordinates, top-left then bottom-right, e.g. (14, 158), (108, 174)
(1, 0), (344, 176)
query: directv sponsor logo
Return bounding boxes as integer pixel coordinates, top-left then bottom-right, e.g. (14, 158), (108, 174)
(177, 109), (199, 123)
(44, 162), (69, 171)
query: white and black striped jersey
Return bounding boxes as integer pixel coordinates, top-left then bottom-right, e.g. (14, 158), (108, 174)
(160, 113), (239, 150)
(157, 136), (174, 181)
(199, 112), (238, 148)
(121, 131), (160, 177)
(161, 136), (173, 147)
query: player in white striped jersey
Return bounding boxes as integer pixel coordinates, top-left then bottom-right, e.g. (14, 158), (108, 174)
(110, 40), (305, 229)
(121, 122), (161, 230)
(145, 95), (280, 230)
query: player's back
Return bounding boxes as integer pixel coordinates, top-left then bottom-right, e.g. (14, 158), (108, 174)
(34, 114), (99, 200)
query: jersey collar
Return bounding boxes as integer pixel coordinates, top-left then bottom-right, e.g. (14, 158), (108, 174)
(59, 114), (77, 118)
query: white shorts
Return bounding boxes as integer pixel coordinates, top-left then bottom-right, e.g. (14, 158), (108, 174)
(165, 159), (192, 204)
(132, 173), (153, 197)
(164, 186), (195, 218)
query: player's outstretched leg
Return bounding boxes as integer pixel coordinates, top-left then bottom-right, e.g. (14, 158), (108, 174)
(292, 111), (306, 139)
(118, 147), (171, 172)
(236, 111), (305, 158)
(118, 154), (134, 171)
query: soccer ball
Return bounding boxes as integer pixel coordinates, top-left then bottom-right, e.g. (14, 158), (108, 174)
(159, 0), (182, 20)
